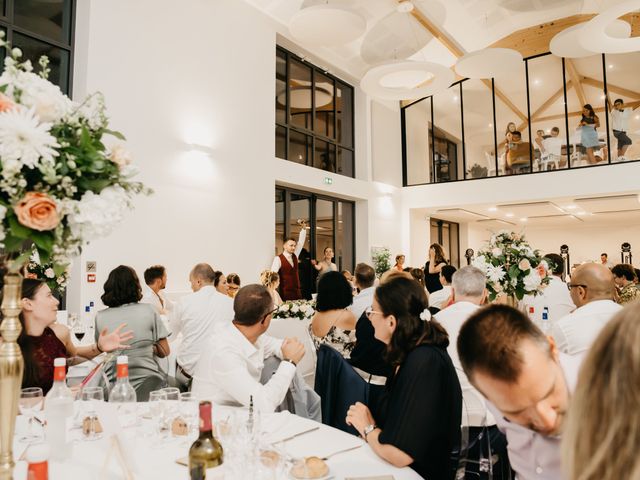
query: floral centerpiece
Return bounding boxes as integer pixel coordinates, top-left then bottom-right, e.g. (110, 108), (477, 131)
(26, 259), (68, 294)
(273, 300), (316, 321)
(472, 230), (550, 302)
(0, 36), (150, 274)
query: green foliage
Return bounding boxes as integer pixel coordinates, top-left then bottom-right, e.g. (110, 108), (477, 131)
(372, 247), (392, 278)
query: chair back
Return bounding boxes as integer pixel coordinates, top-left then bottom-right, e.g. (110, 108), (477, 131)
(314, 344), (369, 435)
(267, 317), (316, 386)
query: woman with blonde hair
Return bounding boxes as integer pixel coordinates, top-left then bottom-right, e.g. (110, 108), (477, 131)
(260, 270), (283, 306)
(562, 302), (640, 480)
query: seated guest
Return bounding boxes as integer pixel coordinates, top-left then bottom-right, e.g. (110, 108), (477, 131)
(562, 304), (640, 480)
(542, 127), (566, 168)
(309, 271), (357, 358)
(226, 273), (241, 298)
(95, 266), (170, 390)
(213, 270), (228, 296)
(16, 278), (132, 394)
(346, 277), (461, 479)
(260, 270), (283, 306)
(506, 131), (531, 173)
(551, 263), (621, 355)
(392, 254), (405, 272)
(611, 263), (640, 304)
(191, 285), (305, 413)
(429, 265), (456, 310)
(409, 267), (427, 292)
(458, 304), (582, 480)
(141, 264), (174, 315)
(170, 263), (234, 386)
(349, 263), (376, 320)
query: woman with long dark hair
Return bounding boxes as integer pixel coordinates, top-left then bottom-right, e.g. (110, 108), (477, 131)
(579, 103), (600, 165)
(13, 279), (132, 393)
(346, 277), (461, 479)
(423, 243), (448, 293)
(95, 265), (170, 390)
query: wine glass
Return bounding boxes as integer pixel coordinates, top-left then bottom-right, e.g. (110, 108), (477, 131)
(19, 387), (44, 443)
(80, 386), (104, 440)
(73, 320), (86, 344)
(148, 390), (168, 440)
(179, 392), (199, 439)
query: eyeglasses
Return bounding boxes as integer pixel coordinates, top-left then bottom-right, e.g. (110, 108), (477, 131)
(365, 306), (384, 319)
(567, 283), (588, 291)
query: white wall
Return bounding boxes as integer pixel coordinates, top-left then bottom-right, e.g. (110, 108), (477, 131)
(67, 0), (404, 313)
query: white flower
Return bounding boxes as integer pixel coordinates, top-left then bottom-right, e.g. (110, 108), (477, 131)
(491, 247), (503, 257)
(290, 304), (299, 313)
(64, 185), (131, 241)
(279, 304), (290, 313)
(0, 107), (59, 175)
(419, 309), (431, 322)
(108, 144), (132, 168)
(523, 270), (542, 291)
(44, 268), (55, 279)
(486, 265), (506, 284)
(472, 255), (489, 274)
(518, 259), (531, 271)
(69, 92), (106, 130)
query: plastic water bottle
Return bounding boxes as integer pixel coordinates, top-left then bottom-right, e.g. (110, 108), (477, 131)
(108, 355), (137, 427)
(44, 357), (74, 461)
(541, 307), (550, 335)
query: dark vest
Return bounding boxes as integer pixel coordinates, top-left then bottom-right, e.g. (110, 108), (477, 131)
(278, 253), (301, 300)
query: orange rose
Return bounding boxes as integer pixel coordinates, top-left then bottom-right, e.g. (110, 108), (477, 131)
(0, 93), (15, 113)
(14, 192), (60, 231)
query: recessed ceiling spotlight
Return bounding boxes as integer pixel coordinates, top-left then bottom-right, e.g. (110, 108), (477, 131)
(520, 217), (527, 222)
(635, 115), (640, 120)
(505, 213), (514, 218)
(565, 205), (577, 210)
(533, 79), (541, 85)
(488, 207), (498, 212)
(576, 211), (588, 216)
(608, 64), (614, 69)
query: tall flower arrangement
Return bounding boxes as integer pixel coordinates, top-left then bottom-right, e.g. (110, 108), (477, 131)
(0, 36), (150, 273)
(472, 230), (550, 301)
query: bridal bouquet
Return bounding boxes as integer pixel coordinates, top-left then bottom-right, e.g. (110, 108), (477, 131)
(0, 35), (150, 274)
(472, 230), (550, 301)
(273, 300), (316, 321)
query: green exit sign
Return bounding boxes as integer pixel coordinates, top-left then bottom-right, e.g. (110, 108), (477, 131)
(323, 177), (333, 185)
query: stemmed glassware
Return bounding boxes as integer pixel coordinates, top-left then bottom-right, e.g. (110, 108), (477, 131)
(19, 387), (44, 443)
(148, 390), (169, 441)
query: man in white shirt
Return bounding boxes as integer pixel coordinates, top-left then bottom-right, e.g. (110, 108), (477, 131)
(270, 221), (307, 301)
(349, 262), (376, 320)
(170, 263), (234, 386)
(429, 265), (456, 310)
(192, 284), (305, 412)
(609, 97), (635, 161)
(551, 263), (621, 356)
(141, 265), (173, 315)
(458, 304), (583, 480)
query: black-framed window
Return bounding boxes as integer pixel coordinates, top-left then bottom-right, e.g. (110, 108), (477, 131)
(402, 51), (639, 186)
(275, 186), (355, 299)
(0, 0), (75, 95)
(276, 46), (355, 178)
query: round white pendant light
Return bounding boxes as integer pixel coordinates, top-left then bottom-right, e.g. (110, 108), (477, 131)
(289, 4), (367, 47)
(454, 48), (523, 79)
(276, 86), (333, 109)
(579, 0), (640, 54)
(496, 0), (580, 11)
(360, 61), (454, 101)
(550, 19), (631, 58)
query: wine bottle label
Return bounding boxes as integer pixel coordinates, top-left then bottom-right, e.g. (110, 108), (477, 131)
(116, 363), (129, 379)
(53, 366), (66, 382)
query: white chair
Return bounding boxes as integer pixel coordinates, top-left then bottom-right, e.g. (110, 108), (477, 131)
(267, 317), (316, 387)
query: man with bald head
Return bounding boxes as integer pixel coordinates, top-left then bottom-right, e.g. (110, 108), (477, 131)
(170, 262), (234, 388)
(551, 263), (622, 356)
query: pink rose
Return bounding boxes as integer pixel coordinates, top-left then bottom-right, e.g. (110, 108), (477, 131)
(0, 93), (15, 113)
(14, 192), (60, 231)
(518, 259), (531, 271)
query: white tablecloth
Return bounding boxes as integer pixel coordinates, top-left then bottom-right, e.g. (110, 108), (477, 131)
(12, 405), (422, 479)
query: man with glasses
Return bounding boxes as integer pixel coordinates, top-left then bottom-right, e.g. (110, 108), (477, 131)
(458, 304), (582, 480)
(551, 263), (621, 356)
(191, 284), (305, 413)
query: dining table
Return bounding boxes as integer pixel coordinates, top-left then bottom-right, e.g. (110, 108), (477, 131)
(11, 401), (423, 479)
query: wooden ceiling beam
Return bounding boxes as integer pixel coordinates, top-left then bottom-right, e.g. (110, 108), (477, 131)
(485, 79), (528, 122)
(565, 60), (586, 106)
(534, 100), (640, 122)
(581, 76), (640, 101)
(518, 82), (570, 130)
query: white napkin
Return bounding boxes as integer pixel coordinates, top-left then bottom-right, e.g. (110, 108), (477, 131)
(282, 426), (362, 460)
(262, 411), (320, 444)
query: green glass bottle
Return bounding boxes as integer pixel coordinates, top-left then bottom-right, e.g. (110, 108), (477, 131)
(188, 401), (223, 479)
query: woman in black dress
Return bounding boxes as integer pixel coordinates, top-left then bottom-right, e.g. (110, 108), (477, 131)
(346, 276), (462, 480)
(424, 243), (448, 293)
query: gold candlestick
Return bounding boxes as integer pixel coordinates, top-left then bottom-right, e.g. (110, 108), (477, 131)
(0, 272), (24, 480)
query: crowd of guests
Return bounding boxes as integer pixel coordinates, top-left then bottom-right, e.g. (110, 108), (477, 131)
(10, 233), (640, 479)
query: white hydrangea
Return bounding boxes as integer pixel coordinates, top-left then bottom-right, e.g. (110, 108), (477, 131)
(64, 185), (131, 241)
(472, 255), (489, 274)
(68, 92), (107, 130)
(279, 304), (290, 312)
(290, 304), (299, 314)
(523, 270), (542, 292)
(0, 107), (59, 176)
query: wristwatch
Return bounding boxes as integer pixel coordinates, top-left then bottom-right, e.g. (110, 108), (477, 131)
(363, 424), (378, 441)
(283, 358), (297, 366)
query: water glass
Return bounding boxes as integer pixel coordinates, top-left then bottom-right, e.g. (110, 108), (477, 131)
(148, 390), (169, 439)
(19, 387), (44, 443)
(80, 386), (104, 440)
(179, 392), (199, 438)
(160, 387), (180, 427)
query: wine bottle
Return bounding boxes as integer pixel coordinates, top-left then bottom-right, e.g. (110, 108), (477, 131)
(189, 401), (223, 479)
(108, 355), (137, 427)
(44, 357), (74, 461)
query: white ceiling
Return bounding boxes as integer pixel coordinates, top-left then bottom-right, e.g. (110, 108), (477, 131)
(423, 192), (640, 227)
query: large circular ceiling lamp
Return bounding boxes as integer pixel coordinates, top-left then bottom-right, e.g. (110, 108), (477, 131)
(550, 19), (631, 58)
(454, 48), (523, 79)
(289, 4), (367, 46)
(579, 0), (640, 54)
(496, 0), (581, 12)
(360, 60), (454, 100)
(360, 0), (446, 65)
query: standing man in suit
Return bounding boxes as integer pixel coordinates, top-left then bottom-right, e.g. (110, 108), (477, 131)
(271, 220), (307, 301)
